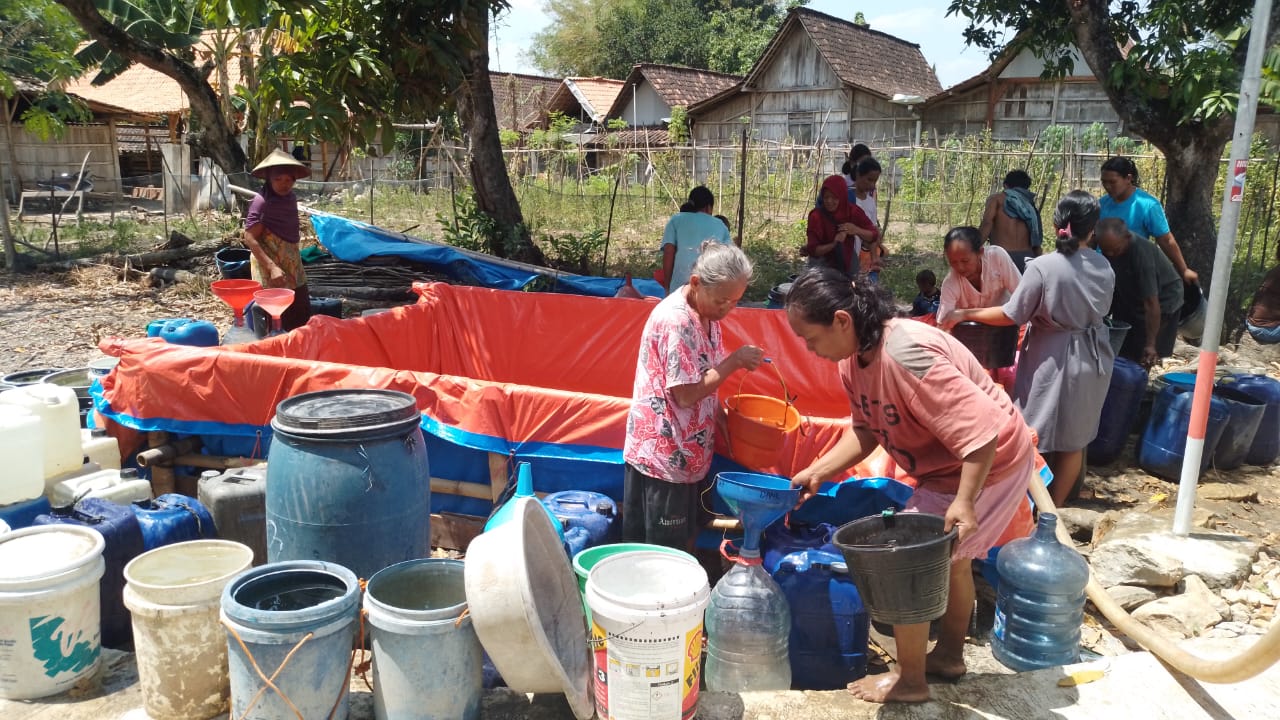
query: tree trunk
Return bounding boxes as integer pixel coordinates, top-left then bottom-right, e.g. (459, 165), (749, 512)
(53, 0), (248, 175)
(1066, 0), (1280, 286)
(1160, 136), (1230, 284)
(457, 7), (544, 264)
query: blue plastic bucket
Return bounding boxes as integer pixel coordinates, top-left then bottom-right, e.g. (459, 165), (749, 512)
(1211, 385), (1266, 470)
(364, 559), (481, 720)
(220, 560), (360, 720)
(1218, 374), (1280, 465)
(266, 390), (430, 582)
(1138, 385), (1230, 481)
(215, 247), (252, 280)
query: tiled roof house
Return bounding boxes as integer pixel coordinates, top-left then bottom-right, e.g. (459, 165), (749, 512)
(489, 72), (563, 130)
(689, 7), (942, 146)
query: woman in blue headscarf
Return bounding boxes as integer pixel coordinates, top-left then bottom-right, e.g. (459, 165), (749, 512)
(243, 149), (312, 332)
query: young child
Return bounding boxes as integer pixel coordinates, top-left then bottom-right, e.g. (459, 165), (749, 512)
(911, 269), (941, 317)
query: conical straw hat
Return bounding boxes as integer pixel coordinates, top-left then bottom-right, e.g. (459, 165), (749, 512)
(251, 149), (311, 180)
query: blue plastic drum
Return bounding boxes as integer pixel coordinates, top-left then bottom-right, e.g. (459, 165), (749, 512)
(266, 389), (430, 582)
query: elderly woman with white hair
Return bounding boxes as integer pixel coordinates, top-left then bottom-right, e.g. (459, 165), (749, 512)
(622, 241), (765, 551)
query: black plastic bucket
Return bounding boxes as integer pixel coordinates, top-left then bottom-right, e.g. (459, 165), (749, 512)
(1106, 319), (1131, 356)
(215, 247), (252, 280)
(951, 322), (1018, 369)
(832, 512), (957, 625)
(767, 282), (792, 309)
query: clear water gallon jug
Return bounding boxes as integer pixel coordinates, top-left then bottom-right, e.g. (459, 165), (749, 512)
(704, 560), (791, 692)
(0, 405), (44, 505)
(992, 513), (1090, 671)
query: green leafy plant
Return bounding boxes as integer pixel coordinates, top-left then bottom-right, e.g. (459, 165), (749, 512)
(436, 195), (496, 253)
(542, 229), (608, 274)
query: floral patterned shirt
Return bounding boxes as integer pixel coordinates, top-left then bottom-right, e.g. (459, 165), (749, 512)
(623, 288), (725, 484)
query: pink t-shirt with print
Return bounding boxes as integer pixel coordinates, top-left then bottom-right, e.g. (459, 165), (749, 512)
(839, 318), (1033, 495)
(623, 288), (726, 484)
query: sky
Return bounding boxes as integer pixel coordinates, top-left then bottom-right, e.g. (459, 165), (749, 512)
(488, 0), (999, 90)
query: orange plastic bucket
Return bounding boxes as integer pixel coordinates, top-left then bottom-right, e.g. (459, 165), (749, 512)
(724, 362), (802, 470)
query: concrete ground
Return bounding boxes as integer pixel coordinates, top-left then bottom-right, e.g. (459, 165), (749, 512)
(2, 636), (1277, 720)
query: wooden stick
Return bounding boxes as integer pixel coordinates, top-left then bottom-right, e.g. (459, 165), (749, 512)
(601, 158), (625, 272)
(736, 127), (748, 247)
(145, 431), (176, 495)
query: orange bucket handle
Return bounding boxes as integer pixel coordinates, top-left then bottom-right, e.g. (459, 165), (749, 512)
(733, 359), (793, 428)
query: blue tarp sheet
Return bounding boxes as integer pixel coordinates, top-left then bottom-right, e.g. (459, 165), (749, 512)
(311, 212), (665, 298)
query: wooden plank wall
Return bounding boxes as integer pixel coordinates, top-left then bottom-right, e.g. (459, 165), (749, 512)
(1, 123), (121, 195)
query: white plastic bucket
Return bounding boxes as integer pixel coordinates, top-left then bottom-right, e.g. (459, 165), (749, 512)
(0, 525), (106, 699)
(0, 384), (82, 484)
(585, 551), (710, 720)
(364, 558), (481, 720)
(124, 539), (253, 720)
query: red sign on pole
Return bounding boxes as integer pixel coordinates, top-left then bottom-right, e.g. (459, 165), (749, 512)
(1230, 158), (1248, 202)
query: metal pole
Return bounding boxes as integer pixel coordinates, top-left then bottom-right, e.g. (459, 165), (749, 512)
(1173, 0), (1273, 536)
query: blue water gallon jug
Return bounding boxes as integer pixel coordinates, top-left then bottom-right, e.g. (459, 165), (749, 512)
(0, 495), (52, 530)
(156, 318), (220, 347)
(33, 498), (145, 649)
(1088, 357), (1148, 466)
(1211, 385), (1266, 470)
(267, 389), (430, 582)
(132, 493), (217, 551)
(992, 513), (1090, 671)
(1138, 385), (1230, 482)
(1218, 374), (1280, 465)
(773, 550), (869, 689)
(541, 490), (618, 549)
(704, 560), (792, 692)
(761, 521), (837, 575)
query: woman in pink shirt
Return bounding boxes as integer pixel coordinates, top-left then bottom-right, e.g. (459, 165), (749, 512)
(623, 242), (764, 551)
(786, 267), (1035, 704)
(936, 225), (1021, 329)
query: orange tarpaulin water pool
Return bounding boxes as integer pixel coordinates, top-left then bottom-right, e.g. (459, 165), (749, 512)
(95, 281), (1040, 541)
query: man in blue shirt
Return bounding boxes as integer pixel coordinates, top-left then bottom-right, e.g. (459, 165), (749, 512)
(660, 186), (733, 293)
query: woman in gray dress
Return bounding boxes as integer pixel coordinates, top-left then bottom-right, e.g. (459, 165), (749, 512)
(943, 191), (1115, 505)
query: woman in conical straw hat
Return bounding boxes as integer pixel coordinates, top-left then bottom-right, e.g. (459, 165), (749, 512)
(242, 149), (312, 334)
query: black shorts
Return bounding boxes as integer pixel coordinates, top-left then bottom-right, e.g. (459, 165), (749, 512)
(1006, 250), (1034, 274)
(622, 464), (707, 552)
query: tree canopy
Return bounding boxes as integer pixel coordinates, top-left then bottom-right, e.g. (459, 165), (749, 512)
(530, 0), (805, 78)
(0, 0), (88, 137)
(947, 0), (1280, 282)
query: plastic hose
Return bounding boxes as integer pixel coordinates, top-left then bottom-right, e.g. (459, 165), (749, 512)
(1025, 475), (1280, 683)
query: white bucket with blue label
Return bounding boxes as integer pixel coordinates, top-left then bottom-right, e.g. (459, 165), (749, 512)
(0, 525), (105, 699)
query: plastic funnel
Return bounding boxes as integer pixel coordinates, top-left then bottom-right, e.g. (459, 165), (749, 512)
(211, 279), (263, 319)
(253, 288), (295, 318)
(715, 472), (799, 556)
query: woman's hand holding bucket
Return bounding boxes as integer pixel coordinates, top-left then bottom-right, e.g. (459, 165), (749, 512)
(727, 345), (766, 372)
(943, 496), (979, 546)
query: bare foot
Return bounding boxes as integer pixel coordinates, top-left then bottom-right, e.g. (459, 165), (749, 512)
(925, 648), (967, 680)
(846, 672), (931, 703)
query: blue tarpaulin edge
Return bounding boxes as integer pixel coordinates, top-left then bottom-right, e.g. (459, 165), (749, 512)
(310, 212), (665, 298)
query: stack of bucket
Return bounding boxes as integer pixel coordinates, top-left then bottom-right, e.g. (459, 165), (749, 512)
(1138, 371), (1280, 479)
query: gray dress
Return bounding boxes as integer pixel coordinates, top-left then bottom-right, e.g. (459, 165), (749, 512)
(1002, 250), (1116, 452)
